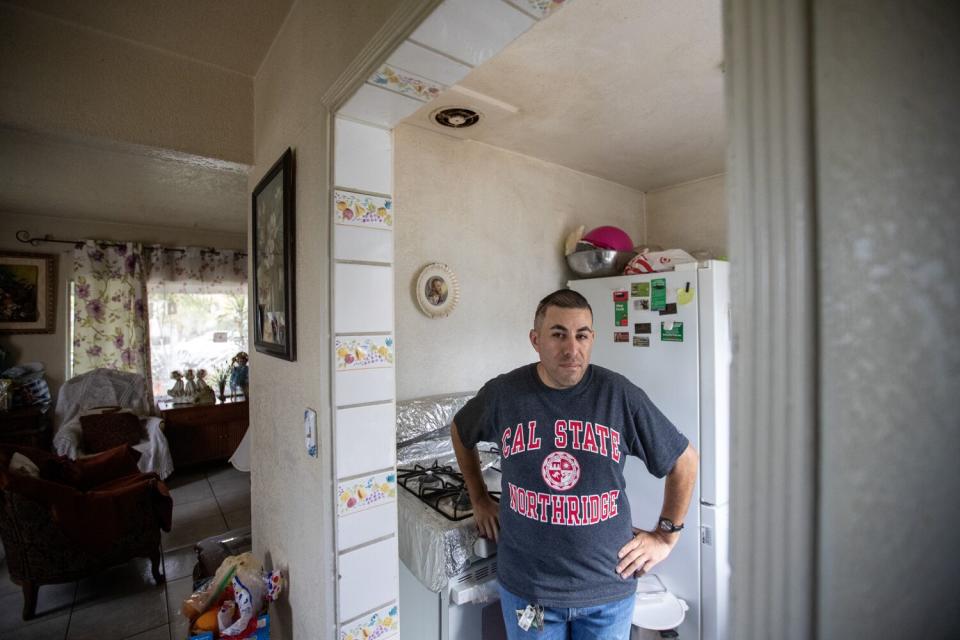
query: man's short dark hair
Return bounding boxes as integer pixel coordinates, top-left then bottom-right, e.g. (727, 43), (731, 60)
(534, 289), (593, 328)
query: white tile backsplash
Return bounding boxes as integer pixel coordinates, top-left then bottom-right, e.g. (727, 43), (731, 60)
(340, 83), (424, 130)
(337, 501), (398, 551)
(338, 536), (399, 621)
(334, 118), (392, 195)
(387, 41), (473, 86)
(410, 0), (536, 67)
(335, 263), (394, 333)
(336, 402), (396, 478)
(335, 367), (396, 407)
(335, 225), (394, 263)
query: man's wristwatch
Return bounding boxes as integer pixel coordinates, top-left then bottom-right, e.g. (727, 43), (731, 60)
(657, 517), (684, 534)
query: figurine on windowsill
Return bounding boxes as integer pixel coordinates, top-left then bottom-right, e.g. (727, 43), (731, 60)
(168, 370), (194, 404)
(229, 352), (249, 398)
(195, 369), (215, 404)
(184, 369), (198, 397)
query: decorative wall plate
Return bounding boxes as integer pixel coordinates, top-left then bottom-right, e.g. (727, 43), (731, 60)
(415, 263), (459, 318)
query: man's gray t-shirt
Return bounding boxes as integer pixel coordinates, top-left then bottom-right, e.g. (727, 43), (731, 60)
(455, 363), (688, 608)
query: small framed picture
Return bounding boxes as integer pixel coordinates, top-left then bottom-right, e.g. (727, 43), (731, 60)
(0, 251), (57, 334)
(415, 263), (460, 318)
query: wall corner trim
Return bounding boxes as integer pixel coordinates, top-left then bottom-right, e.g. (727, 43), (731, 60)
(725, 0), (818, 638)
(321, 0), (446, 112)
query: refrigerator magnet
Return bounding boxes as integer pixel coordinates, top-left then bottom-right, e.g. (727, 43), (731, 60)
(633, 336), (650, 347)
(634, 322), (652, 334)
(661, 321), (684, 342)
(677, 282), (695, 305)
(614, 331), (630, 343)
(651, 278), (667, 310)
(631, 282), (650, 297)
(633, 298), (650, 311)
(659, 302), (678, 316)
(613, 290), (629, 326)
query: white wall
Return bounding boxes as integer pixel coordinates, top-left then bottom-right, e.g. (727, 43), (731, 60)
(394, 124), (645, 400)
(0, 211), (244, 398)
(814, 0), (960, 636)
(248, 2), (404, 638)
(646, 174), (727, 258)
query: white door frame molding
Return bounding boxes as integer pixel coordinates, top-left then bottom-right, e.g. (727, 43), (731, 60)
(724, 0), (818, 637)
(322, 0), (445, 112)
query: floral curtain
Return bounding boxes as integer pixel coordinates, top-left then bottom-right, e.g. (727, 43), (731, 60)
(146, 246), (246, 293)
(72, 241), (150, 379)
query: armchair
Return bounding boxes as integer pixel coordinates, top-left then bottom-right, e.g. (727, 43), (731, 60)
(53, 369), (174, 479)
(0, 444), (173, 619)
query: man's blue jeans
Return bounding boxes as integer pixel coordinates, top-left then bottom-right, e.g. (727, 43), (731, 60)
(498, 584), (636, 639)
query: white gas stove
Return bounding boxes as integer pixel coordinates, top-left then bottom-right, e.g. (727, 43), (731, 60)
(397, 458), (507, 640)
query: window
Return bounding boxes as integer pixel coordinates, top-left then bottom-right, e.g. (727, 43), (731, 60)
(148, 288), (247, 398)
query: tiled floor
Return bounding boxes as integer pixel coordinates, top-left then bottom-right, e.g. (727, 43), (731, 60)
(0, 463), (251, 640)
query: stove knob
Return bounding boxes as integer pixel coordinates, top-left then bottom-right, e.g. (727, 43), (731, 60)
(473, 536), (497, 558)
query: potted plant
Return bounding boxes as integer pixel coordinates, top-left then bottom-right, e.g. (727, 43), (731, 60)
(212, 363), (230, 402)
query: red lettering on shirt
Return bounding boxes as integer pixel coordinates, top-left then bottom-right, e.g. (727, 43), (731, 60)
(527, 421), (541, 451)
(511, 423), (526, 455)
(569, 420), (583, 450)
(594, 424), (610, 457)
(610, 428), (622, 462)
(554, 420), (567, 448)
(588, 494), (601, 524)
(582, 421), (598, 454)
(609, 490), (620, 518)
(551, 494), (565, 524)
(537, 493), (551, 522)
(502, 427), (512, 458)
(566, 495), (581, 525)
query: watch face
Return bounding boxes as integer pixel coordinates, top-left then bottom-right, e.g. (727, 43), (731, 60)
(659, 518), (680, 532)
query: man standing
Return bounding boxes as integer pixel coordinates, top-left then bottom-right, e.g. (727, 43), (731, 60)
(452, 289), (698, 638)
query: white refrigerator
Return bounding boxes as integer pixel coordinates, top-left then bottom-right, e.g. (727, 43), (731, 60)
(569, 260), (730, 640)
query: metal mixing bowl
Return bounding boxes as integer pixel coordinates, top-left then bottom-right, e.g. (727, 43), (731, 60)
(566, 249), (636, 278)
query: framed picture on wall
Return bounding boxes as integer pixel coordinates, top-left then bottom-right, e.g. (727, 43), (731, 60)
(0, 251), (57, 334)
(415, 263), (460, 318)
(251, 147), (296, 361)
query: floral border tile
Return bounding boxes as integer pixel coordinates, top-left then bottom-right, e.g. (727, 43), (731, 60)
(370, 63), (443, 102)
(340, 603), (399, 640)
(336, 336), (394, 371)
(335, 190), (393, 229)
(338, 471), (397, 516)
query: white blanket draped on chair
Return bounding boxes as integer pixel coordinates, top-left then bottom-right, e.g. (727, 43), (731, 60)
(53, 368), (174, 480)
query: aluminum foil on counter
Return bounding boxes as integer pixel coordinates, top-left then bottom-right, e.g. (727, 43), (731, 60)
(396, 392), (474, 446)
(397, 489), (481, 593)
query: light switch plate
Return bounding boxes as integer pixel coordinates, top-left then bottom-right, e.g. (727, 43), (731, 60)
(305, 408), (318, 457)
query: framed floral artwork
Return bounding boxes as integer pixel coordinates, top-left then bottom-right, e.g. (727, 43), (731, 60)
(415, 263), (460, 318)
(0, 251), (57, 334)
(252, 148), (296, 361)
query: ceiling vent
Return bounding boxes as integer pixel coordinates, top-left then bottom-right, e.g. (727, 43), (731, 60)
(432, 107), (481, 129)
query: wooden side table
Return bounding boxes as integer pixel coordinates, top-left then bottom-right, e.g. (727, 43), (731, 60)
(0, 405), (52, 450)
(157, 398), (249, 468)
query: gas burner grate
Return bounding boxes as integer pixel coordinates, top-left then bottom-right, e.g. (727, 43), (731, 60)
(397, 461), (500, 521)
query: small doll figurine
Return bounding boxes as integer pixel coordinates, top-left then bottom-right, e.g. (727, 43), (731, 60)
(195, 369), (215, 404)
(167, 370), (184, 398)
(184, 369), (198, 397)
(229, 352), (249, 397)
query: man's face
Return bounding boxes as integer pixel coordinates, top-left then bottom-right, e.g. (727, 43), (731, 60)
(529, 305), (595, 389)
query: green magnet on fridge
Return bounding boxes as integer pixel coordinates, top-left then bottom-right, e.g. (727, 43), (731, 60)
(651, 278), (667, 310)
(661, 321), (684, 342)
